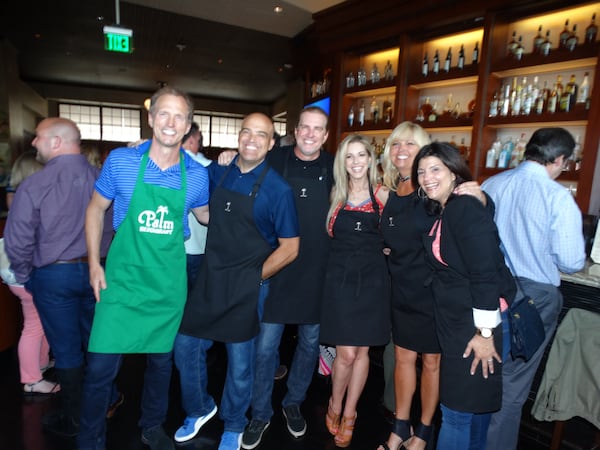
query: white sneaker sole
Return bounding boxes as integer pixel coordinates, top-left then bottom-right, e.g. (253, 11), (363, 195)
(174, 404), (218, 442)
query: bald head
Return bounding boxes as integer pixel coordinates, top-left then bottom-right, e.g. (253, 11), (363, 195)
(33, 118), (81, 164)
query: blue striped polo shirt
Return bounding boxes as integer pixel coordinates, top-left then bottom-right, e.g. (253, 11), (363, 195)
(95, 140), (209, 238)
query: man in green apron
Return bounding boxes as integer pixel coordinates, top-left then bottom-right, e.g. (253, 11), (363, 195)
(174, 113), (300, 450)
(78, 87), (210, 450)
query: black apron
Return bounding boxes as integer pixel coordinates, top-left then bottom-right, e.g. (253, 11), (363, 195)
(179, 163), (272, 343)
(320, 186), (390, 346)
(263, 157), (330, 324)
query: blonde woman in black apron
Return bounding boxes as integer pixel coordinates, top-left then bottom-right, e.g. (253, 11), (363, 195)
(320, 134), (390, 448)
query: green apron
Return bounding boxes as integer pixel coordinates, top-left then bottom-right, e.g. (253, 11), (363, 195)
(89, 152), (187, 353)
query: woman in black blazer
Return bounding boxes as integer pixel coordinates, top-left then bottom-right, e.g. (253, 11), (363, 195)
(413, 142), (515, 450)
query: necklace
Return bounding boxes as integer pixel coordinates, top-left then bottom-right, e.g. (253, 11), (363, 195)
(399, 175), (410, 183)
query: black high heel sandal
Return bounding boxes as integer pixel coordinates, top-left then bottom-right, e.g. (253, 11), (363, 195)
(412, 422), (434, 448)
(378, 418), (411, 450)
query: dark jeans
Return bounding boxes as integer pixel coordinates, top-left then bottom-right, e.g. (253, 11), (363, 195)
(77, 352), (173, 450)
(28, 263), (95, 369)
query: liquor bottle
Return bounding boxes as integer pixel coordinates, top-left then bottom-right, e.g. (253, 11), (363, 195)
(346, 72), (355, 89)
(577, 72), (590, 104)
(348, 107), (354, 127)
(586, 13), (598, 43)
(444, 47), (452, 72)
(370, 63), (380, 83)
(547, 81), (559, 114)
(497, 137), (514, 169)
(459, 138), (469, 160)
(555, 75), (564, 98)
(507, 31), (518, 55)
(384, 60), (394, 81)
(564, 74), (578, 110)
(511, 76), (523, 116)
(513, 36), (524, 60)
(383, 98), (392, 123)
(522, 82), (533, 116)
(566, 25), (579, 51)
(457, 45), (465, 70)
(422, 52), (429, 76)
(485, 138), (501, 168)
(358, 101), (365, 126)
(536, 80), (549, 114)
(510, 133), (527, 167)
(531, 76), (541, 107)
(559, 19), (571, 50)
(540, 30), (552, 56)
(488, 91), (499, 117)
(428, 102), (439, 122)
(370, 97), (379, 123)
(443, 93), (454, 117)
(500, 83), (511, 117)
(420, 97), (434, 118)
(472, 42), (479, 65)
(432, 50), (440, 74)
(533, 25), (545, 52)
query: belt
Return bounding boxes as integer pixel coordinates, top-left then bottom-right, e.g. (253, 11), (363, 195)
(53, 257), (106, 265)
(54, 257), (89, 264)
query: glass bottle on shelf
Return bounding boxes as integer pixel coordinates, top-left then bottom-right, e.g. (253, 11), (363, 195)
(348, 106), (354, 127)
(443, 93), (454, 116)
(577, 72), (590, 104)
(547, 81), (559, 113)
(513, 36), (524, 60)
(500, 83), (511, 117)
(358, 101), (365, 126)
(358, 67), (366, 86)
(586, 13), (598, 44)
(559, 19), (571, 50)
(444, 47), (452, 72)
(451, 102), (462, 119)
(562, 74), (579, 111)
(428, 102), (439, 122)
(432, 50), (440, 74)
(555, 75), (564, 98)
(370, 97), (379, 123)
(485, 138), (501, 168)
(420, 97), (433, 118)
(457, 45), (465, 70)
(566, 25), (579, 51)
(383, 98), (392, 123)
(489, 90), (499, 117)
(540, 30), (552, 56)
(510, 133), (527, 167)
(472, 41), (479, 65)
(422, 52), (429, 76)
(497, 137), (514, 169)
(522, 82), (534, 116)
(346, 72), (355, 89)
(507, 31), (518, 55)
(370, 63), (380, 83)
(533, 25), (545, 53)
(384, 60), (394, 81)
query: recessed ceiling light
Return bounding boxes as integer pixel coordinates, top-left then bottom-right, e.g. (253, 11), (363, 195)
(217, 58), (223, 64)
(274, 6), (283, 13)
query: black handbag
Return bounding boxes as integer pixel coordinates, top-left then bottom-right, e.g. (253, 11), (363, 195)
(508, 293), (546, 361)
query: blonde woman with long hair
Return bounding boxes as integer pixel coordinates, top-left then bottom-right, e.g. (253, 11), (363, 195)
(320, 134), (390, 447)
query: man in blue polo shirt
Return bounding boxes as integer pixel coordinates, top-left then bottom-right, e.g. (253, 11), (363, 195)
(79, 86), (209, 450)
(173, 112), (300, 450)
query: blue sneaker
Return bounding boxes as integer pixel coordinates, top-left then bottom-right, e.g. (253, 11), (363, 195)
(218, 431), (242, 450)
(174, 405), (218, 443)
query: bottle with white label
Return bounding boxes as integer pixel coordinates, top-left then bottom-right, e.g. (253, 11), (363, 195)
(485, 139), (501, 168)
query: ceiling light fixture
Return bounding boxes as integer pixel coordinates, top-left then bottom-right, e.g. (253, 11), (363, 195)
(144, 98), (151, 110)
(274, 6), (283, 14)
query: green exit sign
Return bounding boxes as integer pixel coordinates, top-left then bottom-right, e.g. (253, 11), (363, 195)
(103, 26), (133, 53)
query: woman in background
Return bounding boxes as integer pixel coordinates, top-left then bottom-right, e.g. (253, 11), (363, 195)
(320, 134), (390, 448)
(414, 142), (514, 450)
(2, 151), (58, 394)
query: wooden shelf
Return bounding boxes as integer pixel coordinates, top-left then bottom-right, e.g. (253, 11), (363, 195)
(343, 78), (396, 96)
(485, 107), (589, 128)
(409, 65), (479, 87)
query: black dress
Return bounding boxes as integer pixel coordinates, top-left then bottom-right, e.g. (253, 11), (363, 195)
(320, 188), (390, 347)
(380, 191), (441, 353)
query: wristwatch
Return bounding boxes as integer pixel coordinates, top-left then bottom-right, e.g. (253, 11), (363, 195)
(476, 327), (494, 338)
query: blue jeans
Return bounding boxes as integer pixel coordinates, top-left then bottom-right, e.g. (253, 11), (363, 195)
(78, 352), (173, 450)
(28, 263), (95, 369)
(186, 253), (203, 291)
(437, 404), (491, 450)
(175, 282), (269, 433)
(251, 322), (320, 421)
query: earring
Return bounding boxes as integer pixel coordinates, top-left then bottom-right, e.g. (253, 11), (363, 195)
(417, 186), (427, 199)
